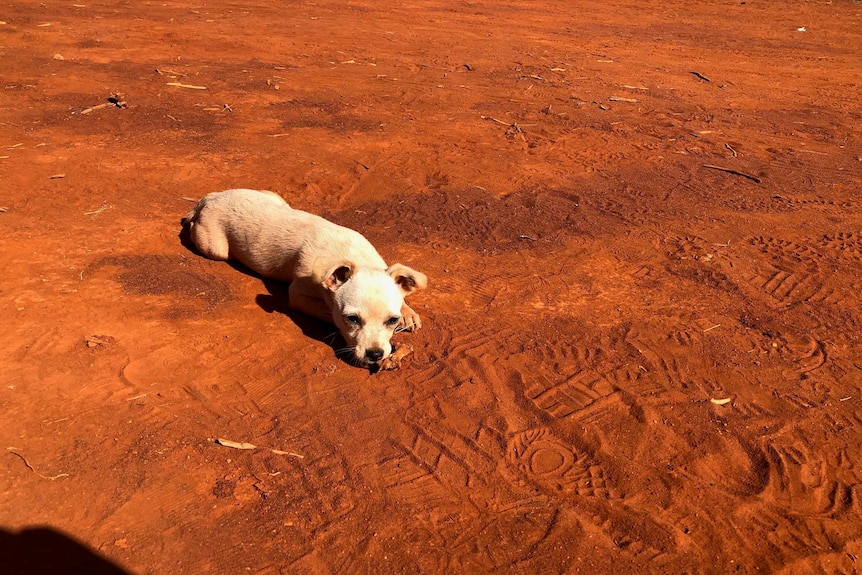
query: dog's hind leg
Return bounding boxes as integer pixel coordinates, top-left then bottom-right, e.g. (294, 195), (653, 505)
(187, 213), (230, 261)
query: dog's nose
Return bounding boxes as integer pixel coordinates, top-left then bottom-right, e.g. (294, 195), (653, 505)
(365, 348), (385, 362)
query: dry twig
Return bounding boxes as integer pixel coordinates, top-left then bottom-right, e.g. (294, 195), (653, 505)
(79, 94), (127, 115)
(167, 82), (207, 90)
(702, 164), (761, 184)
(7, 448), (69, 480)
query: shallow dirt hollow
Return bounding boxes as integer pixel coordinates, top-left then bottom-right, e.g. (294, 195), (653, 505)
(1, 0), (862, 573)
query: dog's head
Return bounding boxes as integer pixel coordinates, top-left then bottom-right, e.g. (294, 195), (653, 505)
(322, 262), (426, 367)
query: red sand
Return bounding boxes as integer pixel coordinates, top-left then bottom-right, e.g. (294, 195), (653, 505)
(2, 1), (861, 573)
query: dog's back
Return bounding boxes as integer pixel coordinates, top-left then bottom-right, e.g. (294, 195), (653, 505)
(185, 188), (386, 282)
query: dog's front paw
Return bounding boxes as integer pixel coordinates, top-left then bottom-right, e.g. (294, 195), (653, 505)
(379, 343), (413, 371)
(399, 303), (422, 332)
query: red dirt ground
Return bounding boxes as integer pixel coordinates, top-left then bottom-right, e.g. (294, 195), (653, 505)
(2, 0), (862, 573)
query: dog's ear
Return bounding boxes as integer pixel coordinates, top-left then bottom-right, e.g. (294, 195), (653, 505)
(386, 264), (427, 295)
(322, 264), (353, 292)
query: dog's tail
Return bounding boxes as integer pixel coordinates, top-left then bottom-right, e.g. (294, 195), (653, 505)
(180, 196), (204, 228)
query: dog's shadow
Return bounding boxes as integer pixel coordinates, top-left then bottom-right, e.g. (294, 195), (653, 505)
(179, 223), (357, 368)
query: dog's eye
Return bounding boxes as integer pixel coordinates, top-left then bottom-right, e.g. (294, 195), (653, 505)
(385, 316), (401, 328)
(344, 314), (362, 326)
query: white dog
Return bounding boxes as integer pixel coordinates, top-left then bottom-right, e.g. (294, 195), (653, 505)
(183, 188), (427, 367)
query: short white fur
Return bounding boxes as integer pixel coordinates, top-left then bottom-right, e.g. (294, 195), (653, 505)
(184, 188), (427, 366)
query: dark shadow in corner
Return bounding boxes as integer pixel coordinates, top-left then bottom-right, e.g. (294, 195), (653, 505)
(177, 220), (361, 369)
(254, 276), (361, 369)
(0, 526), (133, 575)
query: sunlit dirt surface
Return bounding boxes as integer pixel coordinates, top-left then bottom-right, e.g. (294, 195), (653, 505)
(2, 1), (861, 573)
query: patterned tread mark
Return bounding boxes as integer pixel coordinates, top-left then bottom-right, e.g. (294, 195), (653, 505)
(437, 344), (682, 562)
(758, 270), (834, 304)
(817, 231), (862, 261)
(381, 424), (560, 571)
(508, 428), (621, 499)
(773, 543), (862, 575)
(775, 334), (828, 378)
(584, 183), (662, 228)
(763, 436), (861, 519)
(664, 234), (715, 261)
(624, 323), (716, 394)
(525, 369), (618, 420)
(749, 236), (823, 268)
(667, 426), (771, 499)
(741, 506), (849, 564)
(741, 236), (862, 313)
(383, 342), (666, 568)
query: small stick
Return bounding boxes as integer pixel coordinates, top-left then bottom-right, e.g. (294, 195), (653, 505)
(703, 324), (721, 333)
(84, 203), (110, 215)
(702, 164), (761, 184)
(80, 102), (111, 114)
(79, 94), (127, 115)
(270, 449), (305, 458)
(481, 115), (512, 126)
(725, 143), (737, 157)
(480, 116), (534, 141)
(690, 71), (711, 82)
(158, 68), (188, 76)
(792, 148), (828, 156)
(7, 449), (69, 480)
(167, 82), (207, 90)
